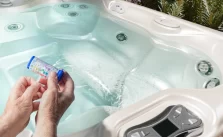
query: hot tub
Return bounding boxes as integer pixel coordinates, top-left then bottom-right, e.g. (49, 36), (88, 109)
(0, 0), (223, 137)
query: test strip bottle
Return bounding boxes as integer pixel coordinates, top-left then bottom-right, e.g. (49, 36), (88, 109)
(27, 56), (64, 81)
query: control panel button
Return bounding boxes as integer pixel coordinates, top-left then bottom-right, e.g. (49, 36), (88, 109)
(141, 130), (151, 136)
(131, 132), (141, 137)
(140, 131), (146, 136)
(173, 107), (182, 118)
(176, 107), (182, 114)
(188, 119), (198, 124)
(125, 105), (203, 137)
(182, 118), (198, 125)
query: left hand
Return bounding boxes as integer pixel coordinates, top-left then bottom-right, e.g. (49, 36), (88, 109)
(0, 77), (45, 137)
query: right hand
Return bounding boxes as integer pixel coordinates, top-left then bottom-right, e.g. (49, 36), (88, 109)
(36, 71), (75, 125)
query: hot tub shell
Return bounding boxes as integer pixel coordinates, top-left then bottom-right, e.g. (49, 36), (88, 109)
(1, 0), (223, 137)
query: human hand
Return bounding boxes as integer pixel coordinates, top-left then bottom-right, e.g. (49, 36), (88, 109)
(0, 77), (44, 137)
(36, 71), (75, 126)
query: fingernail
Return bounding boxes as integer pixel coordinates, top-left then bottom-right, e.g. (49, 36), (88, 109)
(33, 82), (40, 89)
(50, 72), (56, 77)
(50, 72), (58, 82)
(50, 72), (55, 76)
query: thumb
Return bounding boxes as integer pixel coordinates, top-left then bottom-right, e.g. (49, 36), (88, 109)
(47, 72), (58, 91)
(33, 101), (40, 112)
(35, 112), (38, 125)
(23, 83), (40, 101)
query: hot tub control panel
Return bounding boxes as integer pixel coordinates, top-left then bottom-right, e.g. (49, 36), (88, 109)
(124, 105), (203, 137)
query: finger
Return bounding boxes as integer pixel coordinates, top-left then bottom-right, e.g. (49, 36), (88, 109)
(58, 81), (65, 93)
(47, 72), (58, 92)
(12, 77), (36, 98)
(39, 86), (47, 93)
(39, 78), (47, 86)
(39, 78), (48, 91)
(32, 102), (40, 112)
(60, 72), (75, 103)
(61, 72), (75, 96)
(32, 92), (42, 101)
(16, 77), (37, 88)
(58, 78), (65, 91)
(23, 83), (41, 101)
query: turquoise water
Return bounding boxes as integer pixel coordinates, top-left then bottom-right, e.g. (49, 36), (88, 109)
(0, 2), (222, 135)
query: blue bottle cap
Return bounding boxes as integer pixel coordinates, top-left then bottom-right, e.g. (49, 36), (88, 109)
(57, 70), (64, 81)
(27, 56), (35, 69)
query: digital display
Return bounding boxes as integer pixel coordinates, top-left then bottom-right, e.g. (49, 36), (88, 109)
(153, 119), (178, 137)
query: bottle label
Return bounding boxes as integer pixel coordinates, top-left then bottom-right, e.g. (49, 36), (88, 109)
(29, 57), (58, 78)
